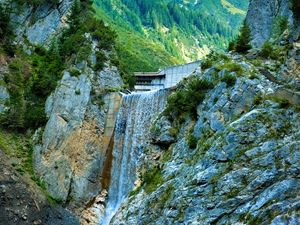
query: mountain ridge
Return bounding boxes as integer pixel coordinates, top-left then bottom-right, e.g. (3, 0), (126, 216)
(93, 0), (249, 71)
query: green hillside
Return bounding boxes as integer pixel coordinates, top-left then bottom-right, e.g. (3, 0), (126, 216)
(93, 0), (249, 71)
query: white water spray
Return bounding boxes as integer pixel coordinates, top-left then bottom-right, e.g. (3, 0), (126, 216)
(100, 90), (168, 225)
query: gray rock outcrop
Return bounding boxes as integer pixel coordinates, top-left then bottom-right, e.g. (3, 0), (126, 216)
(110, 43), (300, 224)
(0, 65), (9, 113)
(246, 0), (294, 47)
(33, 65), (124, 204)
(9, 0), (73, 46)
(0, 85), (9, 113)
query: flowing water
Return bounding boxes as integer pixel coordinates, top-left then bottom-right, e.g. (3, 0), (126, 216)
(100, 89), (168, 225)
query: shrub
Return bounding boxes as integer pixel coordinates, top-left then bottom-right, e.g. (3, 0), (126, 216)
(228, 40), (236, 51)
(17, 0), (60, 7)
(168, 127), (178, 137)
(216, 62), (244, 76)
(95, 51), (107, 71)
(235, 21), (252, 53)
(164, 77), (214, 121)
(253, 94), (263, 105)
(201, 52), (229, 70)
(187, 133), (197, 149)
(0, 4), (15, 56)
(271, 16), (288, 39)
(142, 166), (164, 193)
(259, 40), (273, 58)
(59, 0), (116, 66)
(75, 89), (81, 95)
(221, 73), (237, 87)
(1, 59), (26, 130)
(69, 69), (81, 77)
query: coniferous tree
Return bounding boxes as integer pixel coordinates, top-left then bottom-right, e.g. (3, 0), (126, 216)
(0, 4), (15, 55)
(235, 21), (252, 53)
(228, 40), (236, 51)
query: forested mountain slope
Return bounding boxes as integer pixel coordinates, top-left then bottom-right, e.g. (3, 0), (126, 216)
(93, 0), (249, 71)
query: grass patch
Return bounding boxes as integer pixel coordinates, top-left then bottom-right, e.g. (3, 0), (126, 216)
(0, 129), (49, 191)
(201, 52), (230, 70)
(142, 166), (164, 193)
(220, 72), (237, 87)
(216, 61), (244, 76)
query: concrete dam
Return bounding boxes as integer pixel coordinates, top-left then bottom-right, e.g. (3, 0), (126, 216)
(134, 60), (201, 91)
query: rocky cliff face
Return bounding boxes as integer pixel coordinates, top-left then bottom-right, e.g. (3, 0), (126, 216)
(110, 41), (300, 224)
(246, 0), (298, 47)
(1, 0), (126, 221)
(9, 0), (73, 46)
(2, 0), (125, 206)
(33, 66), (123, 204)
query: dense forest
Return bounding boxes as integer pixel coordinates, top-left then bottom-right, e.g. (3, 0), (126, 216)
(93, 0), (249, 71)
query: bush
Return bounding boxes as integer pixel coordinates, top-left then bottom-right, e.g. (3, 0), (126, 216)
(1, 59), (26, 130)
(259, 40), (273, 58)
(228, 40), (236, 51)
(187, 133), (197, 149)
(216, 61), (244, 76)
(142, 166), (164, 193)
(59, 0), (116, 67)
(0, 4), (15, 56)
(271, 16), (288, 39)
(164, 77), (214, 121)
(95, 51), (107, 71)
(235, 21), (252, 53)
(17, 0), (59, 7)
(221, 73), (237, 87)
(201, 52), (229, 70)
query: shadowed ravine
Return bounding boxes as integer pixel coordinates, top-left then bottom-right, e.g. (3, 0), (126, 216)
(100, 90), (168, 225)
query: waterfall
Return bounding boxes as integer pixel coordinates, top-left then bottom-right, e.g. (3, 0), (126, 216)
(100, 89), (168, 225)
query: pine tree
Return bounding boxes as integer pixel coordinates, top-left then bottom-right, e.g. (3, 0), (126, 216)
(235, 21), (252, 53)
(0, 4), (15, 55)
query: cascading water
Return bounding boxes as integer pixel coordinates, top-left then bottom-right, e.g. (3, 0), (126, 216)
(100, 89), (168, 225)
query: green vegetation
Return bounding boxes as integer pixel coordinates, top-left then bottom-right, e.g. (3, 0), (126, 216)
(221, 0), (246, 15)
(216, 61), (244, 76)
(0, 45), (64, 130)
(156, 184), (174, 209)
(142, 166), (164, 193)
(0, 0), (125, 130)
(93, 0), (248, 71)
(59, 0), (117, 69)
(229, 21), (252, 53)
(0, 128), (46, 189)
(187, 133), (198, 149)
(221, 73), (237, 86)
(0, 4), (15, 56)
(271, 16), (288, 39)
(267, 96), (291, 109)
(258, 40), (288, 64)
(164, 77), (214, 121)
(17, 0), (59, 7)
(259, 40), (274, 58)
(201, 52), (230, 70)
(186, 122), (197, 149)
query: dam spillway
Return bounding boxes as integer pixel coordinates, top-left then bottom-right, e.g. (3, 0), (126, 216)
(100, 89), (168, 224)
